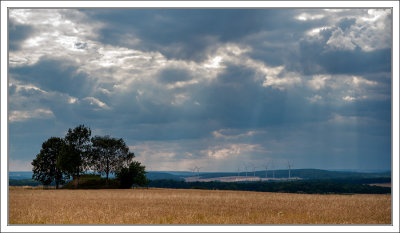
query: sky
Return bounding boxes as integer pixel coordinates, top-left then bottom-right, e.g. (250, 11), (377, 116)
(7, 8), (392, 172)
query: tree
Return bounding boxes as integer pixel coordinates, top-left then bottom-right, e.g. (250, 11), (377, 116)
(32, 137), (67, 189)
(57, 125), (91, 182)
(91, 135), (135, 184)
(116, 161), (149, 188)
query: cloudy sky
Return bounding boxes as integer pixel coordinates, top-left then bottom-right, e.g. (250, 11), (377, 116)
(8, 8), (392, 172)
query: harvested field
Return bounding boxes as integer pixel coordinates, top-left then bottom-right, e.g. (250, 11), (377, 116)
(9, 187), (391, 224)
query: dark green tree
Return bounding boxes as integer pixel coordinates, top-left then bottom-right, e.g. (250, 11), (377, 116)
(116, 161), (149, 188)
(91, 135), (135, 184)
(32, 137), (67, 189)
(57, 125), (91, 183)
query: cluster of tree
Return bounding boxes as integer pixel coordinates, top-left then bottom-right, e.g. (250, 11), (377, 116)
(147, 180), (391, 194)
(32, 125), (148, 189)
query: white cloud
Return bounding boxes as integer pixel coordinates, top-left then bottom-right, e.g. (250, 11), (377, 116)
(204, 56), (223, 68)
(301, 73), (383, 104)
(342, 95), (367, 102)
(204, 144), (242, 159)
(203, 144), (266, 160)
(262, 75), (301, 90)
(9, 81), (47, 94)
(201, 44), (301, 90)
(82, 97), (110, 110)
(68, 97), (78, 104)
(326, 28), (357, 50)
(308, 75), (331, 90)
(361, 9), (390, 22)
(349, 76), (378, 87)
(296, 12), (325, 21)
(9, 108), (55, 122)
(306, 26), (332, 38)
(342, 96), (356, 102)
(302, 9), (391, 52)
(307, 95), (322, 103)
(9, 9), (102, 67)
(171, 94), (189, 105)
(335, 9), (391, 52)
(166, 79), (199, 90)
(212, 129), (266, 139)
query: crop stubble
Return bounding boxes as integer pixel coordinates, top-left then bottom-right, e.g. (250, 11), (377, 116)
(9, 187), (391, 224)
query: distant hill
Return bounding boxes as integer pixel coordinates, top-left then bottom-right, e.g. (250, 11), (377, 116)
(9, 171), (184, 186)
(195, 169), (391, 180)
(146, 172), (184, 181)
(9, 171), (33, 180)
(9, 169), (390, 186)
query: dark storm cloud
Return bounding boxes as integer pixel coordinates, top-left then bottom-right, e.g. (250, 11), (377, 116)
(9, 58), (96, 98)
(194, 64), (331, 129)
(80, 9), (314, 62)
(8, 19), (34, 51)
(296, 40), (391, 75)
(96, 59), (390, 144)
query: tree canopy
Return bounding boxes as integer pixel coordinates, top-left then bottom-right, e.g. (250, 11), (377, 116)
(57, 125), (92, 180)
(32, 137), (67, 189)
(91, 135), (135, 182)
(116, 161), (149, 188)
(32, 125), (147, 189)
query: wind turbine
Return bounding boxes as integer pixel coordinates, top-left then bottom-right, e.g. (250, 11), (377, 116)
(194, 166), (202, 179)
(270, 160), (275, 179)
(287, 160), (293, 179)
(243, 163), (248, 177)
(264, 162), (269, 179)
(252, 164), (257, 177)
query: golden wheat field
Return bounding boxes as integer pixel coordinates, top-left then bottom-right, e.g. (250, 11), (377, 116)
(9, 187), (391, 224)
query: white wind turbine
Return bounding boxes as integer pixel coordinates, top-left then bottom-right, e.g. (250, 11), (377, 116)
(194, 166), (202, 179)
(270, 160), (275, 179)
(190, 167), (196, 175)
(236, 167), (241, 181)
(243, 163), (249, 177)
(264, 162), (269, 179)
(287, 160), (293, 179)
(251, 164), (257, 177)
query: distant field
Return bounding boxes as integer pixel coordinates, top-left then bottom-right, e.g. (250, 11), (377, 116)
(9, 187), (391, 224)
(369, 183), (391, 188)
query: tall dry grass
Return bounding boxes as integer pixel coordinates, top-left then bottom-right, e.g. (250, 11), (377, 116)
(9, 187), (391, 224)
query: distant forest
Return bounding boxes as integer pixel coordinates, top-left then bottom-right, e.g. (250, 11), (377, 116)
(147, 179), (391, 194)
(10, 168), (391, 194)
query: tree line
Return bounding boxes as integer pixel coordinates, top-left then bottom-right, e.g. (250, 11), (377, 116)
(147, 179), (391, 194)
(32, 125), (148, 189)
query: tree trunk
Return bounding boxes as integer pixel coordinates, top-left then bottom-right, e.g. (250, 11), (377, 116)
(106, 160), (109, 186)
(75, 169), (80, 188)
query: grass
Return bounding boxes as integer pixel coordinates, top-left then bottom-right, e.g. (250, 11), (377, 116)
(9, 187), (391, 224)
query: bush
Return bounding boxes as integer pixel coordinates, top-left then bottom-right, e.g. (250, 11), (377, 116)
(116, 162), (149, 189)
(62, 174), (120, 189)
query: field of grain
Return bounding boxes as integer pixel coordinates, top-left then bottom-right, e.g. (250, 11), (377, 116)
(9, 187), (391, 224)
